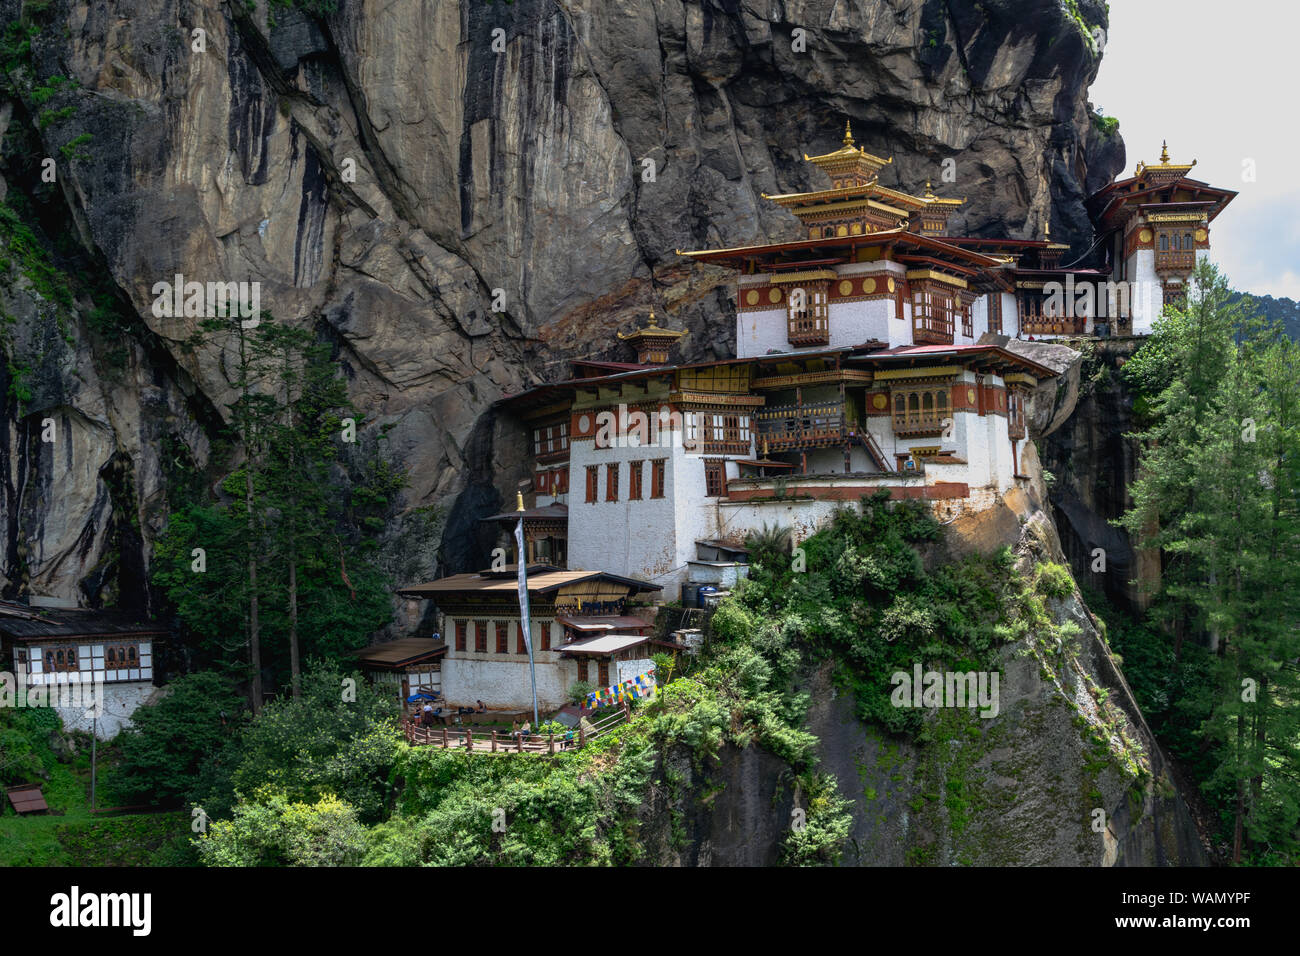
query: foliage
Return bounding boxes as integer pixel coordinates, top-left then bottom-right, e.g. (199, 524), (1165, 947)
(194, 791), (366, 866)
(213, 666), (402, 824)
(566, 680), (594, 706)
(1091, 110), (1120, 137)
(151, 317), (427, 693)
(724, 490), (1019, 735)
(104, 672), (247, 809)
(1118, 261), (1300, 864)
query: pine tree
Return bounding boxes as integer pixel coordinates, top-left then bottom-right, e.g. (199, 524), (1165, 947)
(1121, 261), (1300, 863)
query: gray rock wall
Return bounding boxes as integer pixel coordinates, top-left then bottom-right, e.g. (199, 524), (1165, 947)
(0, 0), (1122, 609)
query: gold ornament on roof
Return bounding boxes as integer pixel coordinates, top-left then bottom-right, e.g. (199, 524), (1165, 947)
(843, 120), (855, 147)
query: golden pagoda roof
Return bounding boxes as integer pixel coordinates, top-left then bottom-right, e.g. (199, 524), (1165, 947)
(762, 180), (880, 205)
(921, 181), (964, 207)
(616, 309), (687, 342)
(803, 120), (892, 171)
(1135, 139), (1196, 178)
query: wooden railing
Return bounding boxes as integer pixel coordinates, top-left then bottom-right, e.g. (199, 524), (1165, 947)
(403, 707), (630, 755)
(912, 309), (953, 345)
(892, 412), (946, 437)
(787, 313), (829, 347)
(755, 400), (849, 451)
(1155, 250), (1196, 273)
(697, 438), (752, 456)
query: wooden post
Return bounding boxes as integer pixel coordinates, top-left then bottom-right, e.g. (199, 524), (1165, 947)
(441, 726), (448, 749)
(465, 729), (473, 752)
(578, 725), (586, 749)
(517, 732), (524, 753)
(491, 731), (498, 753)
(548, 733), (555, 755)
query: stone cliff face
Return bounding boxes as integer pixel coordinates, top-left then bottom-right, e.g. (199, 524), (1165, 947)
(639, 498), (1207, 867)
(1, 0), (1122, 606)
(2, 0), (1196, 866)
(1041, 338), (1160, 614)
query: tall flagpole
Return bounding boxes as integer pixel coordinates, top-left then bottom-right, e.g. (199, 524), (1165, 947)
(515, 492), (540, 728)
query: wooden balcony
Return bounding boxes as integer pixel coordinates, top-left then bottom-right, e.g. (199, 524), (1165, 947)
(912, 311), (953, 345)
(697, 439), (752, 456)
(1021, 317), (1086, 336)
(892, 413), (946, 438)
(1155, 250), (1196, 273)
(787, 314), (829, 347)
(756, 400), (850, 451)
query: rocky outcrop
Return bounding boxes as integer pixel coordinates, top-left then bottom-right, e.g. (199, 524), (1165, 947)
(0, 0), (1122, 611)
(642, 504), (1208, 866)
(1041, 338), (1156, 612)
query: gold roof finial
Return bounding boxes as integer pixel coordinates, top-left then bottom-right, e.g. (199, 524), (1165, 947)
(647, 307), (657, 328)
(516, 491), (525, 513)
(924, 180), (936, 199)
(1160, 140), (1170, 165)
(1044, 220), (1051, 239)
(843, 119), (854, 147)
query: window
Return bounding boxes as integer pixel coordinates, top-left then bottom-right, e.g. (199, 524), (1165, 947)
(605, 463), (619, 501)
(786, 282), (829, 346)
(578, 659), (589, 683)
(988, 293), (1002, 334)
(911, 282), (955, 344)
(516, 623), (528, 655)
(539, 621), (550, 652)
(629, 461), (644, 500)
(46, 646), (79, 672)
(961, 300), (973, 338)
(456, 621), (466, 652)
(704, 459), (727, 497)
(1159, 233), (1169, 251)
(1008, 389), (1026, 439)
(474, 621), (486, 654)
(532, 421), (569, 456)
(892, 386), (950, 436)
(651, 459), (666, 498)
(598, 660), (610, 687)
(585, 465), (598, 503)
(1182, 232), (1193, 251)
(496, 622), (508, 654)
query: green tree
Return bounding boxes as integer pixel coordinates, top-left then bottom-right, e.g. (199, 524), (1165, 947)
(1120, 261), (1300, 864)
(194, 790), (366, 867)
(223, 665), (402, 823)
(106, 672), (247, 808)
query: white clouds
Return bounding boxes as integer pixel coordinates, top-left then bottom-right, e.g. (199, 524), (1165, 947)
(1090, 1), (1299, 299)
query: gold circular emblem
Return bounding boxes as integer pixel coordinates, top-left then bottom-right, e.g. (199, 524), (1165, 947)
(838, 280), (853, 296)
(1138, 228), (1153, 244)
(872, 393), (888, 410)
(745, 290), (760, 306)
(863, 277), (876, 295)
(768, 288), (781, 304)
(1194, 228), (1208, 242)
(967, 388), (976, 405)
(886, 277), (896, 293)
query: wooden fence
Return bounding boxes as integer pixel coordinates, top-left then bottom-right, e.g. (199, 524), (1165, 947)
(403, 707), (629, 755)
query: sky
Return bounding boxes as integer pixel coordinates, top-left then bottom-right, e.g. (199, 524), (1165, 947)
(1089, 1), (1300, 300)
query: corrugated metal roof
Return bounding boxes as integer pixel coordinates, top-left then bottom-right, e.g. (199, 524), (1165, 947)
(351, 638), (447, 668)
(398, 569), (660, 598)
(0, 604), (169, 643)
(557, 634), (651, 655)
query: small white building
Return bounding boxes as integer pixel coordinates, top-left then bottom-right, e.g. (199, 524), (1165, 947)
(0, 603), (166, 738)
(394, 565), (664, 713)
